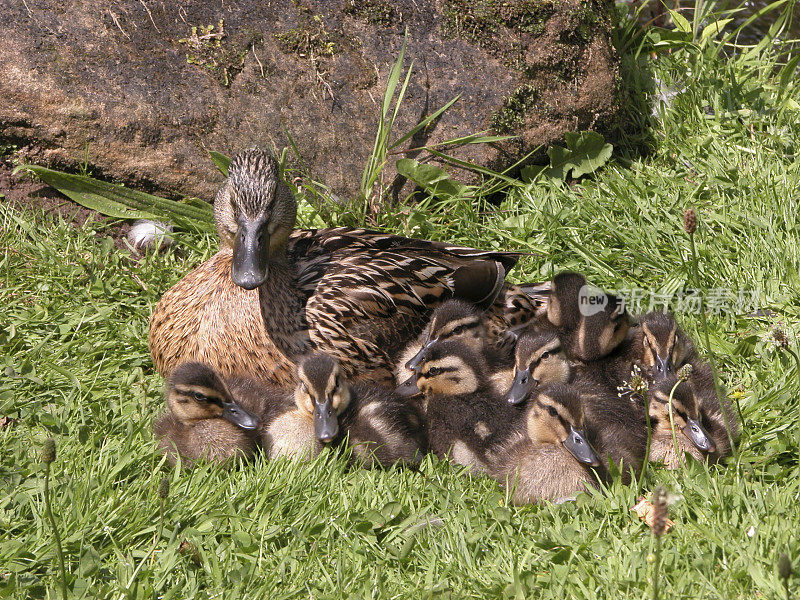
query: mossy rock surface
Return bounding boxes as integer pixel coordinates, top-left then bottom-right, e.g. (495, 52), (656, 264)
(0, 0), (620, 199)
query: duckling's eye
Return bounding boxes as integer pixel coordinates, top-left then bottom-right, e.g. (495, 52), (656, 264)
(450, 324), (469, 336)
(427, 367), (444, 376)
(540, 351), (551, 360)
(193, 391), (207, 402)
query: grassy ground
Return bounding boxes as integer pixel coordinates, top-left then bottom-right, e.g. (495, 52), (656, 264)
(2, 12), (800, 600)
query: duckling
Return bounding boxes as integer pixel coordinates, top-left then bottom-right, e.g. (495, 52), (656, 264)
(405, 340), (525, 472)
(150, 148), (551, 386)
(489, 384), (602, 504)
(505, 328), (572, 405)
(293, 352), (427, 468)
(645, 375), (733, 468)
(505, 333), (647, 482)
(546, 272), (630, 362)
(395, 299), (515, 393)
(637, 311), (699, 380)
(153, 362), (262, 466)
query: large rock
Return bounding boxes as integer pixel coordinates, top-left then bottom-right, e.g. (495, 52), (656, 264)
(0, 0), (621, 201)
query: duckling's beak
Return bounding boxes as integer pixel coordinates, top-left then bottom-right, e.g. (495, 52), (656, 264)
(314, 398), (339, 443)
(405, 338), (438, 372)
(652, 355), (673, 380)
(396, 373), (421, 397)
(506, 367), (534, 405)
(232, 216), (270, 290)
(563, 426), (601, 467)
(683, 418), (715, 453)
(221, 401), (260, 430)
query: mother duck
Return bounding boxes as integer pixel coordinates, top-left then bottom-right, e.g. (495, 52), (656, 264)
(150, 148), (546, 385)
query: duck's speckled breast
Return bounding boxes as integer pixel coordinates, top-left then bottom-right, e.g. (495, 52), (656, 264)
(148, 248), (297, 386)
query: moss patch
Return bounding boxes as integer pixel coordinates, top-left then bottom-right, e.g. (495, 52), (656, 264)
(343, 0), (399, 27)
(178, 20), (262, 87)
(274, 15), (337, 59)
(440, 0), (556, 68)
(490, 84), (540, 133)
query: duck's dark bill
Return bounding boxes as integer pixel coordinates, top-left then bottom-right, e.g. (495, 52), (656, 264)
(396, 374), (421, 397)
(652, 355), (673, 379)
(232, 217), (270, 290)
(221, 401), (260, 430)
(683, 418), (715, 453)
(405, 338), (438, 372)
(314, 398), (339, 443)
(506, 367), (533, 405)
(563, 427), (601, 467)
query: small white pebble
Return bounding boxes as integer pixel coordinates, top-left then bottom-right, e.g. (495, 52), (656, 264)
(127, 219), (173, 252)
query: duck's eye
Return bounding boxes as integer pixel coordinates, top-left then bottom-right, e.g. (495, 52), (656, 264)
(450, 324), (469, 336)
(193, 391), (207, 402)
(427, 367), (444, 377)
(540, 351), (551, 360)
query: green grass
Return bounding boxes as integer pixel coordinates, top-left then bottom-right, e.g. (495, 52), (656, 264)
(3, 13), (800, 600)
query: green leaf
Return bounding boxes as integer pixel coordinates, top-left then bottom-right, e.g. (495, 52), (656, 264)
(668, 9), (692, 33)
(395, 158), (468, 199)
(209, 151), (231, 176)
(562, 132), (614, 178)
(14, 164), (215, 230)
(699, 19), (733, 43)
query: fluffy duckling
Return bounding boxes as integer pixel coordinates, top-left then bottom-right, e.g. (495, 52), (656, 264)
(505, 328), (572, 405)
(645, 375), (734, 468)
(395, 299), (515, 393)
(637, 312), (699, 380)
(573, 373), (648, 482)
(294, 353), (427, 468)
(636, 313), (738, 447)
(546, 272), (630, 362)
(490, 384), (602, 504)
(505, 335), (647, 481)
(153, 362), (262, 466)
(403, 340), (524, 471)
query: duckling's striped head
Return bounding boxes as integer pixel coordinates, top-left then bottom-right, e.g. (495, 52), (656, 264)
(295, 353), (352, 443)
(526, 384), (600, 467)
(214, 147), (298, 289)
(547, 272), (629, 361)
(414, 340), (488, 396)
(648, 376), (715, 453)
(405, 300), (485, 371)
(506, 329), (570, 405)
(166, 362), (260, 429)
(640, 312), (692, 380)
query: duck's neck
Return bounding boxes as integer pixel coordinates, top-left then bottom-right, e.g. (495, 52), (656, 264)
(258, 252), (312, 358)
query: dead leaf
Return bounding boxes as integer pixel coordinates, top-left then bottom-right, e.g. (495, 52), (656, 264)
(631, 497), (674, 533)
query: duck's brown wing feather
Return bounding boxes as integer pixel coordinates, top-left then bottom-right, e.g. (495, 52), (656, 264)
(299, 230), (520, 379)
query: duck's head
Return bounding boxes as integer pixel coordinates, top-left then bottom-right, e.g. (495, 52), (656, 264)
(639, 312), (692, 381)
(506, 329), (570, 405)
(214, 148), (298, 290)
(405, 300), (486, 373)
(294, 353), (352, 444)
(526, 383), (600, 467)
(547, 272), (629, 361)
(401, 340), (488, 397)
(649, 376), (715, 453)
(166, 362), (260, 429)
